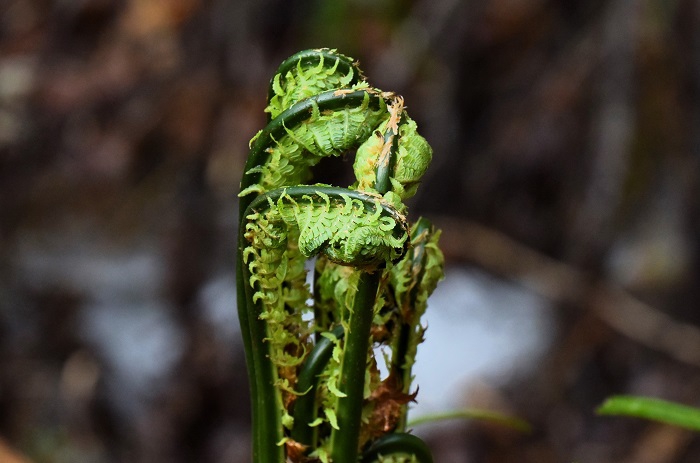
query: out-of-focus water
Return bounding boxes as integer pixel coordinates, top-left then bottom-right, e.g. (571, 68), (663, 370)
(410, 266), (555, 417)
(202, 265), (556, 418)
(14, 233), (554, 422)
(14, 231), (186, 419)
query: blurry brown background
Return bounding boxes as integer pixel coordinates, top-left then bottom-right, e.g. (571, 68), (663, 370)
(2, 0), (700, 462)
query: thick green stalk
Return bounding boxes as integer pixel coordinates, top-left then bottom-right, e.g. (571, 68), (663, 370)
(330, 271), (381, 463)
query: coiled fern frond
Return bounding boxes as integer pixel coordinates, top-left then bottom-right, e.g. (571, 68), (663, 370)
(236, 48), (444, 463)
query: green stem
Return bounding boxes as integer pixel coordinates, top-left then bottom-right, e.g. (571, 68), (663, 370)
(238, 223), (285, 463)
(360, 433), (433, 463)
(330, 271), (381, 463)
(292, 325), (345, 447)
(391, 218), (432, 431)
(235, 255), (260, 455)
(374, 120), (400, 194)
(237, 188), (263, 462)
(245, 185), (407, 228)
(313, 264), (333, 341)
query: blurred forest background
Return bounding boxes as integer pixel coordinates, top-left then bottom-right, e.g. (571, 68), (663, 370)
(2, 0), (700, 462)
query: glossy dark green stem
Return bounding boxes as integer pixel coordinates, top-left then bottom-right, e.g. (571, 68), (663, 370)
(292, 325), (345, 447)
(374, 112), (402, 194)
(330, 271), (381, 463)
(391, 217), (432, 431)
(235, 255), (260, 456)
(313, 264), (333, 341)
(245, 185), (407, 234)
(360, 433), (434, 463)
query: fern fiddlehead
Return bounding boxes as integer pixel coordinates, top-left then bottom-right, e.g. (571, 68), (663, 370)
(237, 49), (444, 463)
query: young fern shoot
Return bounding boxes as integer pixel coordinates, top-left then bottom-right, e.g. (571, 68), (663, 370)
(236, 48), (444, 463)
